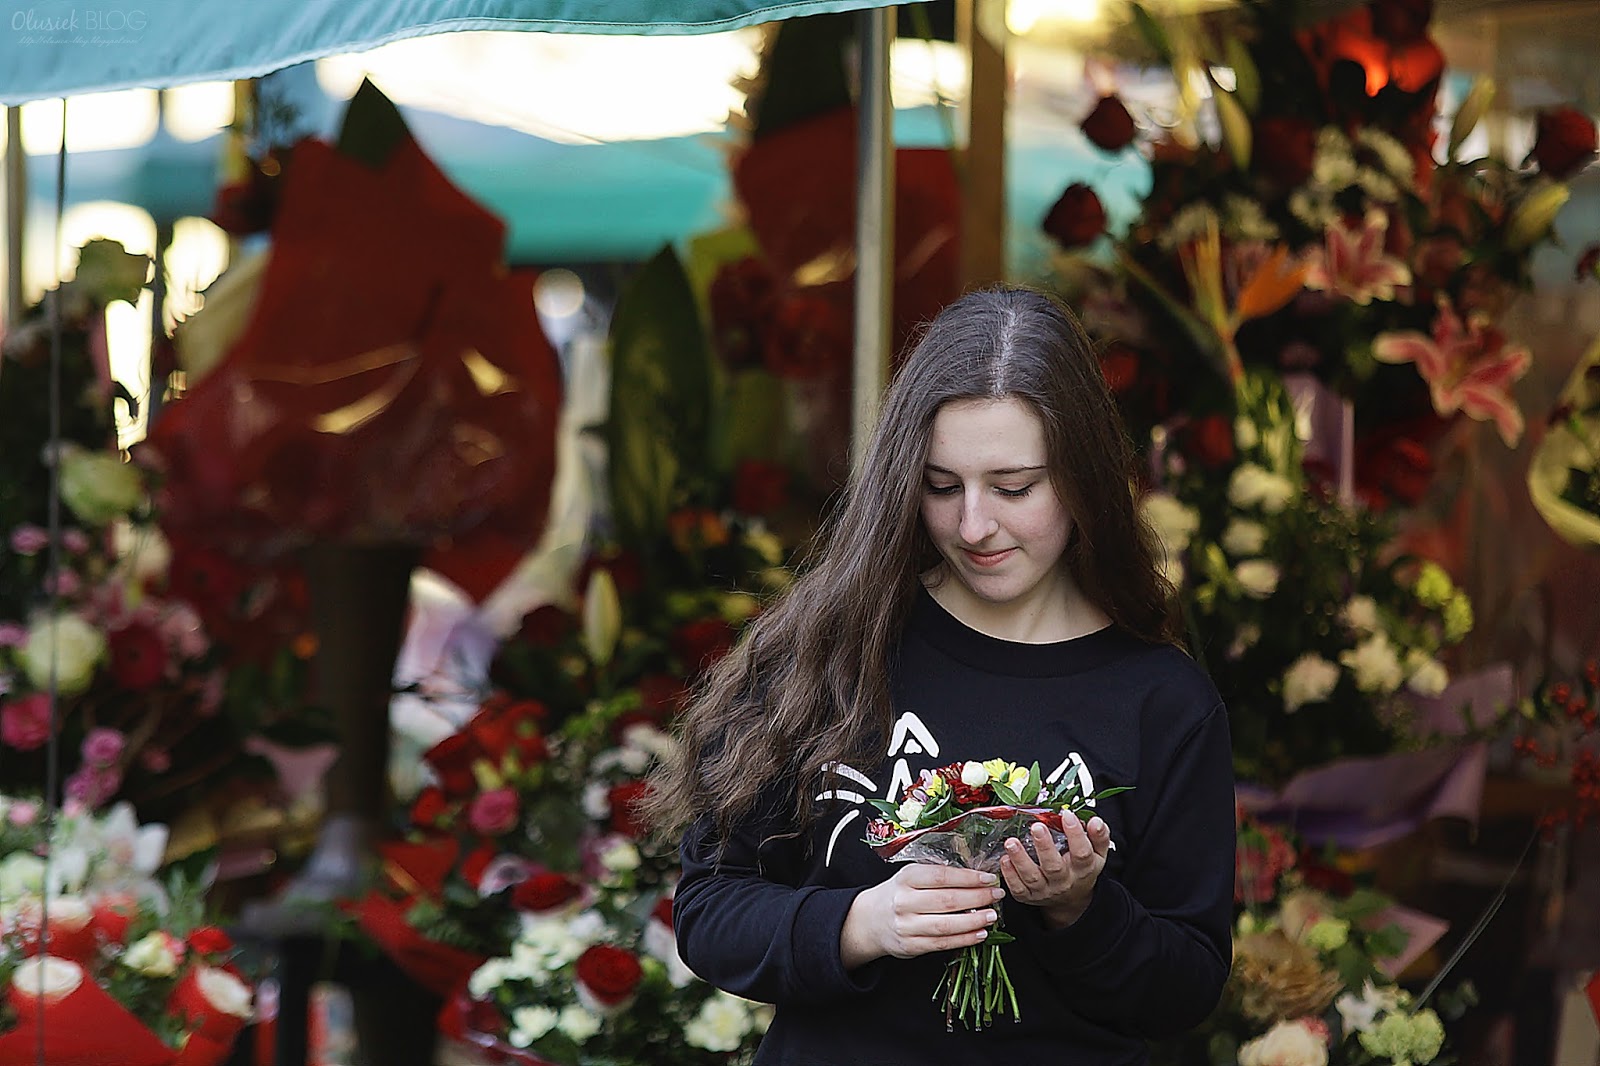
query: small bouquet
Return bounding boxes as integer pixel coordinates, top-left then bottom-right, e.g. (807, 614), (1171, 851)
(863, 759), (1129, 1031)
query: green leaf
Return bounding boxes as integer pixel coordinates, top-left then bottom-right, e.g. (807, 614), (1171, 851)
(1128, 3), (1173, 62)
(723, 369), (789, 466)
(867, 798), (899, 816)
(1337, 887), (1394, 921)
(1223, 37), (1260, 115)
(1212, 80), (1252, 170)
(606, 246), (715, 549)
(991, 781), (1022, 807)
(1023, 763), (1042, 804)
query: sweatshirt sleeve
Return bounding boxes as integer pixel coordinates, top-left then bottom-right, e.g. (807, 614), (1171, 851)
(1007, 701), (1235, 1038)
(673, 788), (885, 1006)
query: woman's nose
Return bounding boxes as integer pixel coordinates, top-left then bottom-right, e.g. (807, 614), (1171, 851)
(959, 492), (998, 544)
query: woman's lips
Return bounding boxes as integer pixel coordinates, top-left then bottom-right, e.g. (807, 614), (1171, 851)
(962, 547), (1016, 568)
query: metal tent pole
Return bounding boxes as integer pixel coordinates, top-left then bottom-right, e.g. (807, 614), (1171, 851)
(4, 106), (24, 338)
(850, 5), (895, 477)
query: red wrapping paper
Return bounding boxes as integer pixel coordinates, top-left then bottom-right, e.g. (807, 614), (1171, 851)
(0, 957), (175, 1066)
(351, 895), (487, 1000)
(444, 992), (557, 1066)
(147, 120), (562, 557)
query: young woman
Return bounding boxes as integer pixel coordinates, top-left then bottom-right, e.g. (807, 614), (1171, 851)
(647, 287), (1235, 1063)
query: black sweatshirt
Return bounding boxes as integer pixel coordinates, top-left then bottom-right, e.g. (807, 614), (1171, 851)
(675, 587), (1236, 1066)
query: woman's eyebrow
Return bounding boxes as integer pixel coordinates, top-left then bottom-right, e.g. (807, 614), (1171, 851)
(923, 464), (1048, 476)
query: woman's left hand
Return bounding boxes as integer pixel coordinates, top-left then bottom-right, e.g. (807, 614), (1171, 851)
(999, 814), (1111, 929)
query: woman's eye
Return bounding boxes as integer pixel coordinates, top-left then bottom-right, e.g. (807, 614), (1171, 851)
(996, 484), (1035, 498)
(924, 483), (960, 496)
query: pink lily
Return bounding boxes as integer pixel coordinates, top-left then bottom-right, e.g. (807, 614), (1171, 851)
(1373, 297), (1532, 445)
(1304, 210), (1412, 305)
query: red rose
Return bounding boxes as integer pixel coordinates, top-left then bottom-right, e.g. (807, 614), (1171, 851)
(709, 256), (779, 369)
(410, 786), (451, 828)
(636, 673), (687, 717)
(1080, 95), (1136, 153)
(423, 731), (480, 797)
(763, 291), (851, 381)
(1253, 117), (1319, 189)
(574, 944), (643, 1008)
(186, 926), (235, 957)
(672, 618), (737, 674)
(1098, 344), (1140, 394)
(651, 895), (673, 930)
(460, 842), (498, 890)
(163, 541), (247, 621)
(732, 459), (791, 517)
(512, 872), (584, 913)
(109, 622), (167, 690)
(607, 781), (652, 839)
(1297, 849), (1356, 896)
(1531, 107), (1598, 180)
(1185, 415), (1235, 469)
(1364, 435), (1434, 506)
(1041, 184), (1106, 249)
(517, 604), (574, 647)
(1368, 0), (1432, 43)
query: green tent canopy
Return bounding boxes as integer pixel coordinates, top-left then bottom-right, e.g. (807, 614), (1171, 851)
(0, 0), (899, 103)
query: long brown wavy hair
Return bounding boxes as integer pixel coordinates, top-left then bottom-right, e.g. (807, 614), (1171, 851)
(644, 286), (1178, 844)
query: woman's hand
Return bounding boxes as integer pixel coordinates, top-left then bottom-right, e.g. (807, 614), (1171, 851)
(840, 864), (1005, 968)
(1000, 814), (1111, 929)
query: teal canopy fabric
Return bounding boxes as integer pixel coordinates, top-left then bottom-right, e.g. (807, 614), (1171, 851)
(0, 0), (898, 104)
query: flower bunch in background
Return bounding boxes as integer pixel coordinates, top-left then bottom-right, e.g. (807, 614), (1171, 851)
(1045, 0), (1592, 507)
(0, 796), (254, 1065)
(1152, 807), (1475, 1066)
(1139, 375), (1471, 784)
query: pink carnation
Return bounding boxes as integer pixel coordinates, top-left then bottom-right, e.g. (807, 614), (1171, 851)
(467, 787), (520, 836)
(1, 693), (53, 752)
(0, 622), (28, 648)
(9, 525), (49, 556)
(61, 529), (91, 555)
(65, 765), (122, 808)
(81, 727), (127, 768)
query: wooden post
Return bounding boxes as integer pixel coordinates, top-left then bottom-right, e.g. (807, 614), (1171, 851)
(958, 0), (1007, 290)
(851, 6), (896, 477)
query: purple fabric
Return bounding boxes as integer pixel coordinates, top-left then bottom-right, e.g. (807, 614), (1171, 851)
(1283, 372), (1354, 503)
(1409, 662), (1515, 735)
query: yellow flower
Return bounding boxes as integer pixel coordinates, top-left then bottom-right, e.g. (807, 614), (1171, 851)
(924, 774), (949, 798)
(1443, 592), (1473, 643)
(1413, 562), (1454, 609)
(982, 758), (1012, 781)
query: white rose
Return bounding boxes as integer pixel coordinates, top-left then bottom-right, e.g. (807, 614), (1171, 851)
(599, 838), (640, 874)
(1141, 493), (1200, 556)
(468, 958), (513, 998)
(1234, 560), (1280, 599)
(112, 520), (171, 586)
(1282, 654), (1341, 712)
(10, 956), (82, 1002)
(21, 612), (106, 696)
(1228, 464), (1295, 514)
(0, 853), (47, 900)
(1340, 634), (1405, 694)
(685, 992), (754, 1053)
(58, 445), (145, 526)
(1235, 417), (1260, 449)
(556, 1003), (602, 1044)
(509, 1005), (559, 1046)
(1405, 651), (1449, 697)
(1221, 519), (1268, 557)
(1238, 1018), (1329, 1066)
(1341, 595), (1380, 635)
(121, 931), (181, 977)
(896, 798), (925, 825)
(194, 964), (253, 1019)
(959, 761), (990, 787)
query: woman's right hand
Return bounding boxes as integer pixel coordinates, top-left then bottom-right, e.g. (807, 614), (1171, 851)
(839, 864), (1004, 968)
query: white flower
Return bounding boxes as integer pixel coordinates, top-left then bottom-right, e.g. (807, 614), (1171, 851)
(58, 444), (145, 526)
(20, 612), (106, 696)
(618, 746), (650, 775)
(718, 592), (760, 625)
(685, 992), (754, 1053)
(566, 910), (609, 945)
(1405, 650), (1450, 697)
(468, 958), (513, 998)
(642, 910), (697, 988)
(745, 528), (784, 567)
(1228, 464), (1295, 514)
(1357, 127), (1415, 183)
(509, 1005), (559, 1046)
(621, 723), (678, 764)
(556, 1003), (602, 1044)
(1340, 634), (1405, 694)
(599, 838), (641, 874)
(517, 921), (585, 970)
(1227, 624), (1262, 661)
(896, 798), (925, 825)
(1141, 493), (1200, 556)
(581, 782), (611, 821)
(121, 931), (181, 977)
(112, 520), (171, 585)
(1234, 560), (1280, 599)
(1335, 980), (1405, 1035)
(193, 965), (253, 1019)
(0, 853), (46, 900)
(1341, 595), (1380, 635)
(1282, 654), (1341, 712)
(582, 569), (621, 668)
(9, 956), (82, 1002)
(1235, 417), (1260, 450)
(1238, 1017), (1330, 1066)
(1221, 519), (1267, 557)
(959, 761), (990, 787)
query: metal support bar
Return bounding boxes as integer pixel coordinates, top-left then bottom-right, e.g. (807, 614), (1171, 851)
(851, 5), (896, 477)
(4, 105), (24, 336)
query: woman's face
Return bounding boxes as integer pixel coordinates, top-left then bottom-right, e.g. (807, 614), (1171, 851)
(919, 397), (1074, 622)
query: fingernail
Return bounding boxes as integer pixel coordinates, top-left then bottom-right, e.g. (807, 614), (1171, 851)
(991, 887), (1006, 900)
(984, 910), (998, 923)
(980, 872), (999, 885)
(1007, 839), (1021, 850)
(976, 929), (988, 940)
(1089, 817), (1105, 833)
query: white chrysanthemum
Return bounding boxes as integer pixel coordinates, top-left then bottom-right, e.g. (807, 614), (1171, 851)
(1158, 203), (1222, 252)
(1221, 519), (1267, 557)
(1341, 595), (1380, 635)
(556, 1004), (602, 1044)
(1356, 166), (1401, 205)
(509, 1005), (559, 1047)
(1227, 464), (1295, 514)
(468, 958), (513, 998)
(1340, 634), (1405, 694)
(599, 839), (641, 874)
(1282, 654), (1341, 712)
(1235, 417), (1260, 450)
(581, 782), (611, 821)
(1234, 560), (1280, 599)
(1225, 195), (1280, 242)
(1405, 650), (1450, 697)
(685, 992), (754, 1053)
(1142, 493), (1200, 556)
(1238, 1018), (1330, 1066)
(1357, 127), (1415, 183)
